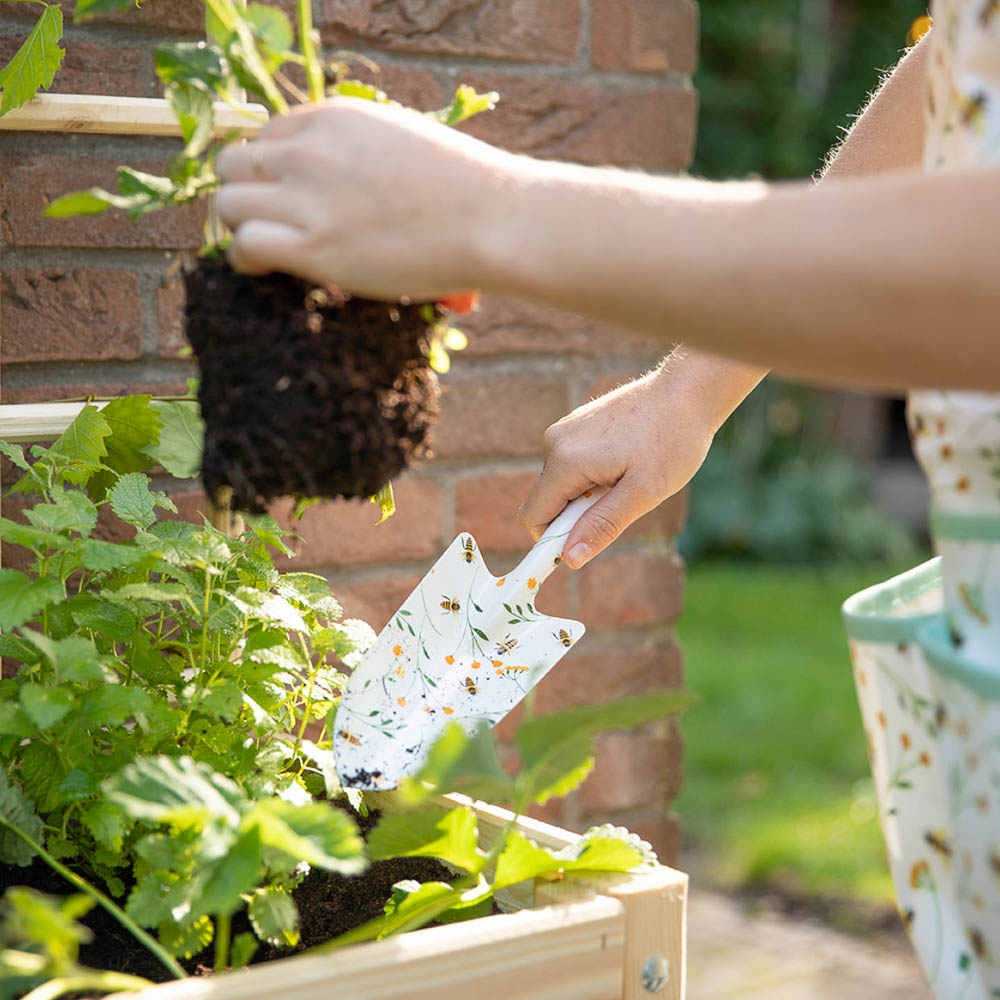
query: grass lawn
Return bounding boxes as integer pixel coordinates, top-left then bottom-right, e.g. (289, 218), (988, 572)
(675, 558), (927, 920)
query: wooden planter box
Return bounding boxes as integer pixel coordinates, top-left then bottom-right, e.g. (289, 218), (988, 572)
(132, 793), (687, 1000)
(0, 95), (688, 1000)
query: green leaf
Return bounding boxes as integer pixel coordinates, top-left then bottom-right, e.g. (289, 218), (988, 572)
(109, 472), (176, 530)
(250, 800), (365, 875)
(432, 85), (498, 127)
(195, 824), (262, 917)
(44, 188), (117, 218)
(75, 0), (139, 18)
(367, 807), (483, 874)
(105, 756), (246, 829)
(0, 5), (64, 117)
(34, 634), (105, 684)
(275, 573), (341, 620)
(17, 741), (63, 812)
(0, 767), (45, 866)
(50, 404), (111, 471)
(199, 680), (244, 723)
(25, 490), (98, 537)
(515, 690), (696, 804)
(80, 538), (148, 573)
(371, 482), (395, 525)
(104, 582), (195, 610)
(158, 914), (214, 959)
(80, 685), (153, 728)
(168, 82), (215, 159)
(68, 594), (135, 642)
(248, 887), (299, 947)
(398, 722), (515, 806)
(154, 42), (229, 91)
(80, 801), (130, 852)
(19, 682), (74, 730)
(126, 871), (191, 927)
(330, 80), (383, 101)
(86, 395), (163, 499)
(493, 831), (563, 889)
(0, 517), (64, 554)
(228, 588), (308, 633)
(230, 931), (258, 968)
(0, 440), (30, 472)
(145, 401), (204, 479)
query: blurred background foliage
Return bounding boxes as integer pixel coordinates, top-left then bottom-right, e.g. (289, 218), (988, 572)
(676, 1), (931, 927)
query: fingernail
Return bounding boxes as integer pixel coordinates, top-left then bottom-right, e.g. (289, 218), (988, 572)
(565, 542), (592, 570)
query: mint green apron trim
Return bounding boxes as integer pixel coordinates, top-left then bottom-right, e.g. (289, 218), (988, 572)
(841, 558), (942, 643)
(918, 615), (1000, 700)
(930, 505), (1000, 541)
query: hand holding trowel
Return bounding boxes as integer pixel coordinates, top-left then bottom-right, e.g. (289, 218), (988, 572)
(332, 490), (605, 790)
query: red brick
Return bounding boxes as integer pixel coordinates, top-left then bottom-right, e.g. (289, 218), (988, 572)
(459, 75), (697, 169)
(321, 0), (580, 64)
(328, 65), (446, 112)
(0, 37), (143, 99)
(455, 470), (537, 552)
(578, 727), (678, 812)
(328, 571), (425, 632)
(0, 156), (206, 250)
(1, 381), (192, 405)
(533, 642), (682, 715)
(157, 275), (188, 359)
(270, 478), (444, 568)
(2, 269), (142, 364)
(460, 295), (663, 359)
(4, 0), (299, 33)
(591, 0), (698, 75)
(578, 551), (683, 627)
(435, 374), (568, 460)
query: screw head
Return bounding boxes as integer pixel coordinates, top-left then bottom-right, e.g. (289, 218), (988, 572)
(641, 955), (670, 993)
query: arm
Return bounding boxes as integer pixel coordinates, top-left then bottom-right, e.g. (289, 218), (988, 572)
(518, 36), (931, 561)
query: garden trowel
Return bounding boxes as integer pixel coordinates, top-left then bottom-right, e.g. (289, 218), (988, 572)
(332, 490), (605, 790)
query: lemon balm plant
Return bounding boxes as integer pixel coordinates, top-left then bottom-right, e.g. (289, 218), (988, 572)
(0, 400), (693, 997)
(43, 0), (492, 519)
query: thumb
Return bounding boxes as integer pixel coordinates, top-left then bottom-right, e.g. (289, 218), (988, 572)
(563, 478), (651, 570)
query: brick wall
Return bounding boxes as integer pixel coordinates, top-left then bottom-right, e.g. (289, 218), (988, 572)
(0, 0), (697, 863)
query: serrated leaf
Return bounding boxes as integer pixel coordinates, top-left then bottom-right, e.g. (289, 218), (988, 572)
(0, 440), (30, 471)
(145, 401), (204, 479)
(251, 800), (365, 874)
(68, 594), (135, 642)
(80, 685), (152, 728)
(80, 801), (130, 852)
(158, 914), (214, 959)
(106, 756), (246, 829)
(17, 740), (63, 812)
(154, 41), (229, 90)
(126, 871), (190, 927)
(104, 582), (195, 610)
(57, 768), (100, 803)
(248, 887), (299, 947)
(168, 82), (215, 158)
(276, 573), (341, 620)
(86, 395), (163, 499)
(199, 680), (244, 722)
(80, 538), (148, 573)
(0, 516), (64, 553)
(368, 807), (483, 873)
(50, 404), (111, 471)
(19, 682), (74, 730)
(109, 472), (175, 530)
(0, 5), (64, 116)
(25, 490), (98, 537)
(0, 702), (33, 738)
(493, 831), (562, 889)
(0, 766), (45, 866)
(44, 635), (105, 684)
(228, 589), (308, 633)
(0, 571), (64, 631)
(230, 931), (258, 968)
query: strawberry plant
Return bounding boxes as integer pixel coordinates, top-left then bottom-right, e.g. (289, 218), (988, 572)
(0, 399), (694, 997)
(43, 0), (494, 516)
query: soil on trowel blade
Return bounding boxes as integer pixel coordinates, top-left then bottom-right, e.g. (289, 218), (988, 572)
(183, 258), (440, 511)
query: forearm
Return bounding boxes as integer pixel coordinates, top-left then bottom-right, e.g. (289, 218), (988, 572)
(479, 35), (987, 394)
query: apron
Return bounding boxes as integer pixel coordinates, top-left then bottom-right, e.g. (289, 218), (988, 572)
(844, 6), (1000, 995)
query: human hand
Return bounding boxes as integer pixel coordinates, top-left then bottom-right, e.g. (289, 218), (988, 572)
(518, 364), (718, 569)
(214, 98), (511, 299)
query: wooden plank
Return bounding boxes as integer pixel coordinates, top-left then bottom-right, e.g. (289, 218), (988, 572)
(0, 401), (109, 442)
(0, 94), (267, 137)
(127, 897), (626, 1000)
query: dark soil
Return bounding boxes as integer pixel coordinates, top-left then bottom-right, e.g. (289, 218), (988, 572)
(0, 805), (455, 985)
(183, 258), (440, 512)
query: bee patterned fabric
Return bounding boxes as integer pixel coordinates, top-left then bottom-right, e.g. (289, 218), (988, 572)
(844, 5), (1000, 998)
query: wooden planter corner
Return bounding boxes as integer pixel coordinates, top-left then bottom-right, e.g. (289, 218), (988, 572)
(135, 794), (687, 1000)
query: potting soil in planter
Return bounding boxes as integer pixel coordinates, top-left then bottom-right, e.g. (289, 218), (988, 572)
(0, 806), (455, 983)
(184, 259), (440, 512)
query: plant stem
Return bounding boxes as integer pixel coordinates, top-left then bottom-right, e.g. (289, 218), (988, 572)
(298, 0), (325, 103)
(0, 819), (186, 980)
(214, 911), (231, 973)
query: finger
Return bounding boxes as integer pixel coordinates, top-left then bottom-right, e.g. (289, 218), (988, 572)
(227, 219), (309, 276)
(216, 140), (286, 184)
(518, 459), (596, 543)
(562, 476), (655, 569)
(257, 104), (317, 141)
(216, 182), (307, 232)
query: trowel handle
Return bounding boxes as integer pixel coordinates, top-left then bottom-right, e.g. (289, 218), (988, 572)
(510, 488), (607, 593)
